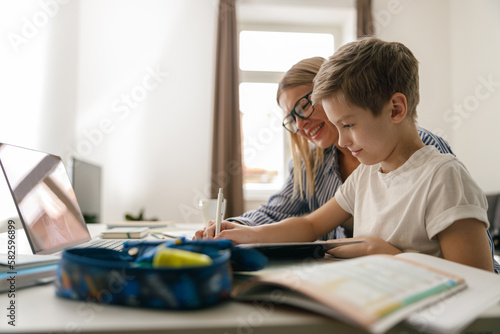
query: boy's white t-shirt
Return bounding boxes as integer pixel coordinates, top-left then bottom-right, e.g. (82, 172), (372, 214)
(335, 145), (489, 257)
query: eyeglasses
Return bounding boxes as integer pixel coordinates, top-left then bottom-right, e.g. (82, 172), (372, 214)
(282, 91), (315, 134)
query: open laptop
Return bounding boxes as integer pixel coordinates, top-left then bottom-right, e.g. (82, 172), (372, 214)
(0, 142), (123, 255)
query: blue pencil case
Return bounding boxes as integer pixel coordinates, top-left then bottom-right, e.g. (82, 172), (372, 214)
(55, 238), (267, 309)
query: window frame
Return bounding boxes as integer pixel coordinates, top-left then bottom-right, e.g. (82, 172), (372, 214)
(238, 22), (342, 201)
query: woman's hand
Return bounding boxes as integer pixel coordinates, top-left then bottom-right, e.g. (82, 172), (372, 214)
(193, 220), (260, 244)
(327, 236), (402, 258)
(193, 220), (222, 240)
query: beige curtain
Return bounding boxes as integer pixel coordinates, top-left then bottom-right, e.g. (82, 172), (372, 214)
(211, 0), (244, 217)
(356, 0), (374, 38)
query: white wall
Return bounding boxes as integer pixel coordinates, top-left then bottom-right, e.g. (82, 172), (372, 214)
(373, 0), (453, 143)
(0, 0), (80, 225)
(449, 0), (500, 194)
(0, 0), (79, 156)
(75, 0), (217, 223)
(0, 0), (217, 224)
(373, 0), (500, 194)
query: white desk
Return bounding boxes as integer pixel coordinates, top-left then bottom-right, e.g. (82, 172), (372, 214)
(2, 280), (499, 334)
(1, 224), (499, 334)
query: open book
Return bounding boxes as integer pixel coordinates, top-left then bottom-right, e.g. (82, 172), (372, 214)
(232, 253), (500, 334)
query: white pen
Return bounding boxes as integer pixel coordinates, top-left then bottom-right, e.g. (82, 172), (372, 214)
(215, 188), (224, 235)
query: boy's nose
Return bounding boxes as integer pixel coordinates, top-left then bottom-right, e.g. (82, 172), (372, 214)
(338, 131), (352, 148)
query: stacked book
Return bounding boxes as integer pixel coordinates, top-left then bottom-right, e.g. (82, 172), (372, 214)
(0, 254), (59, 292)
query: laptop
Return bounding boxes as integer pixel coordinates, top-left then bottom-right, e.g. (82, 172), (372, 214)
(0, 142), (123, 255)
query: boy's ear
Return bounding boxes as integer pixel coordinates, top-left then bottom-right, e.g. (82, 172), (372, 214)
(390, 93), (407, 123)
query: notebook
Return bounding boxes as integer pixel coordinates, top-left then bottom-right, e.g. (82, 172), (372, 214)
(0, 142), (124, 255)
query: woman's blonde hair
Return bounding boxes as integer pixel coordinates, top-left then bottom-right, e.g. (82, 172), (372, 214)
(276, 57), (326, 199)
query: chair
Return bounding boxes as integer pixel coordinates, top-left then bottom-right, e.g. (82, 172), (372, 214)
(486, 193), (500, 252)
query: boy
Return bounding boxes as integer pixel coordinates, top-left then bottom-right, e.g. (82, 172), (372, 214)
(209, 38), (496, 272)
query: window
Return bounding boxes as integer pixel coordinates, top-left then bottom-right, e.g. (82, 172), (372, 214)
(240, 31), (334, 72)
(239, 27), (338, 198)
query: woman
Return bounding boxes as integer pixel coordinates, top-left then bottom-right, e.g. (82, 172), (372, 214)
(196, 57), (453, 240)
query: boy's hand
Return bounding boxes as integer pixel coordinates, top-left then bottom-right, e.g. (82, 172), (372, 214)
(327, 236), (402, 258)
(193, 220), (258, 244)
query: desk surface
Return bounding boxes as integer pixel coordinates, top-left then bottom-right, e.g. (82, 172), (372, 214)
(1, 224), (499, 334)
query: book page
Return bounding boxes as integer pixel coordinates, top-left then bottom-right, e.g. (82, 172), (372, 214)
(234, 255), (465, 333)
(396, 252), (500, 333)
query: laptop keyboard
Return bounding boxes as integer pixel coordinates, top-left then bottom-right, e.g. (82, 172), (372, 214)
(83, 239), (124, 251)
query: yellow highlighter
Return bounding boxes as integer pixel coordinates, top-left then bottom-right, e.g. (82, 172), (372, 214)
(152, 247), (213, 268)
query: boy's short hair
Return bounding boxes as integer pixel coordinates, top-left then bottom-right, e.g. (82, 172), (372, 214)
(312, 37), (420, 122)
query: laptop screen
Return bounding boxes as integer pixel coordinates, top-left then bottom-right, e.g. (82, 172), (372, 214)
(0, 143), (91, 254)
